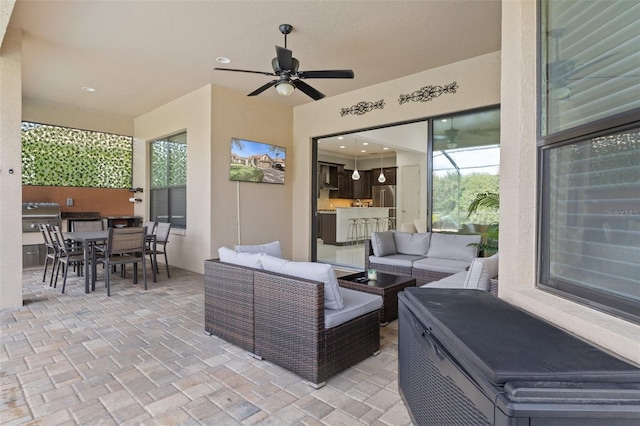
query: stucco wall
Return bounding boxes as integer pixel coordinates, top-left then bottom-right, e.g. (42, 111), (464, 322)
(210, 86), (293, 259)
(133, 85), (212, 274)
(499, 0), (639, 365)
(0, 26), (22, 310)
(133, 84), (293, 273)
(291, 51), (501, 261)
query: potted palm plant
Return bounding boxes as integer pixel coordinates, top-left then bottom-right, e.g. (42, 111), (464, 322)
(466, 192), (499, 254)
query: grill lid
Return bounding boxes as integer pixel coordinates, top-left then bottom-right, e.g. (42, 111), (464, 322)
(22, 202), (61, 219)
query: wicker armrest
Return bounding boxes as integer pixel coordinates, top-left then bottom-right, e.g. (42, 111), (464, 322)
(253, 270), (326, 384)
(204, 259), (256, 352)
(364, 239), (374, 269)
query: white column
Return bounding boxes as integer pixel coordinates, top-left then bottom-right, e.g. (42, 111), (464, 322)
(0, 26), (23, 309)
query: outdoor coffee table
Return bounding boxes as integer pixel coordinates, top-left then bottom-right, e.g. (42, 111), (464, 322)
(338, 271), (417, 324)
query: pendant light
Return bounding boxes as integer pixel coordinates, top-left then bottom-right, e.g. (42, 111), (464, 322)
(377, 144), (386, 183)
(351, 139), (360, 180)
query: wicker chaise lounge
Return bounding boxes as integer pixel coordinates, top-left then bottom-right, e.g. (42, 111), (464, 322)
(205, 259), (381, 388)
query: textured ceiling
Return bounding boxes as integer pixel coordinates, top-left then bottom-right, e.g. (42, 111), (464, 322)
(8, 0), (501, 118)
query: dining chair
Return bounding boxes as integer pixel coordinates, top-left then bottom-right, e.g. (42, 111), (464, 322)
(39, 223), (59, 287)
(50, 225), (85, 293)
(148, 222), (171, 278)
(142, 220), (157, 235)
(92, 227), (147, 296)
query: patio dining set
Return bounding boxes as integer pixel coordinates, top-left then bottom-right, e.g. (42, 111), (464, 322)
(38, 220), (171, 296)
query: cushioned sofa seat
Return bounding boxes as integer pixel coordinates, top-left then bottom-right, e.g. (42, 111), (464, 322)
(365, 230), (481, 285)
(369, 254), (424, 269)
(412, 257), (471, 274)
(420, 253), (499, 295)
(325, 288), (383, 329)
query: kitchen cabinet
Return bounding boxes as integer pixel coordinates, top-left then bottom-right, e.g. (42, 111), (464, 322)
(352, 170), (372, 199)
(338, 169), (353, 199)
(318, 213), (337, 245)
(371, 167), (397, 185)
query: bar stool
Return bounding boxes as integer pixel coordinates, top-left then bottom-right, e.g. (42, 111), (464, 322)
(371, 217), (384, 232)
(347, 218), (360, 244)
(360, 218), (372, 242)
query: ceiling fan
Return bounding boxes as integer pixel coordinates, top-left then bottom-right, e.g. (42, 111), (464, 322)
(547, 28), (621, 99)
(434, 118), (460, 149)
(214, 24), (354, 100)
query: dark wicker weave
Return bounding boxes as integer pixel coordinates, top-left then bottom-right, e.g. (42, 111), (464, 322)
(204, 260), (256, 353)
(253, 270), (380, 387)
(411, 268), (454, 286)
(204, 259), (381, 388)
(490, 277), (499, 296)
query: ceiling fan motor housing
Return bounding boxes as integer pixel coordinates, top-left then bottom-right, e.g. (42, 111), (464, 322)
(272, 57), (299, 75)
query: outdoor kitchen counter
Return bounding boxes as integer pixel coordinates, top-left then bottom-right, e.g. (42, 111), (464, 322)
(335, 207), (391, 244)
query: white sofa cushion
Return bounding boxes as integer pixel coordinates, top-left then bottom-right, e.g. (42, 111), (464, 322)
(426, 233), (480, 262)
(218, 246), (264, 269)
(260, 255), (345, 310)
(324, 288), (382, 328)
(235, 241), (282, 258)
(370, 231), (397, 257)
(369, 254), (425, 268)
(464, 253), (499, 291)
(412, 257), (471, 274)
(393, 231), (431, 255)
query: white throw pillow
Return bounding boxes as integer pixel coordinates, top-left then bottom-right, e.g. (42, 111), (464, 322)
(393, 231), (431, 255)
(260, 255), (345, 310)
(371, 231), (397, 257)
(463, 254), (499, 291)
(218, 246), (264, 269)
(427, 233), (480, 262)
(235, 241), (282, 258)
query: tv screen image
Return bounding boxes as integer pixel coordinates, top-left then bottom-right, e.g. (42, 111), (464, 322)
(229, 138), (286, 184)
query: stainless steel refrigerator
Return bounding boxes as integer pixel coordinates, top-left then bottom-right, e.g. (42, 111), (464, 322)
(372, 185), (396, 207)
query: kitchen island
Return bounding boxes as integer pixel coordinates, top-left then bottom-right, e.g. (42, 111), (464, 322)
(335, 207), (391, 244)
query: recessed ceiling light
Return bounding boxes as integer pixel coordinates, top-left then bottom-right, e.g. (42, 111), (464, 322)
(441, 118), (448, 123)
(216, 57), (231, 64)
(383, 147), (389, 150)
(361, 150), (366, 153)
(337, 136), (344, 140)
(339, 145), (346, 149)
(82, 86), (96, 92)
(362, 142), (369, 145)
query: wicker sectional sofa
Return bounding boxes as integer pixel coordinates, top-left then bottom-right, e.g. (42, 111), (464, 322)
(365, 231), (482, 285)
(204, 257), (382, 388)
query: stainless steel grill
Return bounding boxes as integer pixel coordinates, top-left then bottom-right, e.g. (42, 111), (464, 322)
(22, 202), (61, 232)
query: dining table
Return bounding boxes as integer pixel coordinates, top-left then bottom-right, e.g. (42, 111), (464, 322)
(64, 229), (156, 293)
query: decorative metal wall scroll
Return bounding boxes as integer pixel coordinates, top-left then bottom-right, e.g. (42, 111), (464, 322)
(340, 99), (385, 117)
(398, 81), (459, 105)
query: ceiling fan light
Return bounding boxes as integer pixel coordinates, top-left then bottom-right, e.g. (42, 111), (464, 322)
(276, 81), (295, 96)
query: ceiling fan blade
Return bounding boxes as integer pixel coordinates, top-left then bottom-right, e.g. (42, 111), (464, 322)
(276, 46), (293, 71)
(247, 80), (278, 96)
(214, 67), (275, 77)
(292, 79), (325, 100)
(560, 52), (618, 80)
(298, 70), (354, 79)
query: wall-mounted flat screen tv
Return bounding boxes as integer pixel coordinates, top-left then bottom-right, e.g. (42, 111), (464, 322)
(229, 137), (286, 184)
